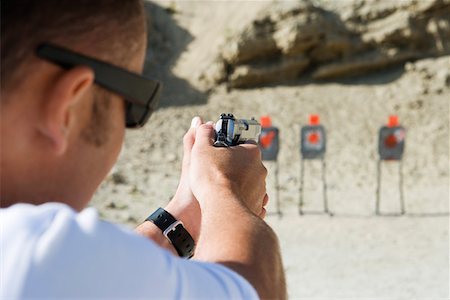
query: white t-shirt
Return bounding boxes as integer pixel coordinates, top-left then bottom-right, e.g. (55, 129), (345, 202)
(0, 203), (258, 299)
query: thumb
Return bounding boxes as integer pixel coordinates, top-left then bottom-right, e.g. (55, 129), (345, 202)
(194, 123), (216, 147)
(183, 117), (202, 155)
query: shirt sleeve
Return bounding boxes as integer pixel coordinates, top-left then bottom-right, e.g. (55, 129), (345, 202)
(19, 205), (259, 299)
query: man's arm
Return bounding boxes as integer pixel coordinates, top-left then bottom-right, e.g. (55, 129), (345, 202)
(135, 118), (202, 254)
(190, 124), (287, 300)
(136, 119), (286, 298)
(134, 196), (200, 255)
(195, 194), (286, 299)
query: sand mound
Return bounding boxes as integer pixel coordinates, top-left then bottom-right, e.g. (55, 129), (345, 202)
(199, 0), (450, 88)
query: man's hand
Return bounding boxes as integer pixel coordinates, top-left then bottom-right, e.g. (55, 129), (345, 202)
(136, 116), (285, 299)
(189, 123), (268, 218)
(189, 122), (286, 299)
(135, 117), (203, 252)
(164, 117), (203, 240)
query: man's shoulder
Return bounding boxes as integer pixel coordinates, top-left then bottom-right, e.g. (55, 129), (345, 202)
(1, 202), (164, 298)
(1, 202), (124, 241)
(1, 202), (156, 255)
(3, 202), (73, 221)
(1, 203), (258, 299)
(1, 202), (78, 242)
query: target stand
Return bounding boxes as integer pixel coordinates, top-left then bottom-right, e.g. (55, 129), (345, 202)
(299, 115), (331, 216)
(375, 115), (406, 215)
(259, 116), (282, 217)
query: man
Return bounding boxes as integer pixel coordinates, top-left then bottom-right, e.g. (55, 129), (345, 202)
(0, 0), (286, 299)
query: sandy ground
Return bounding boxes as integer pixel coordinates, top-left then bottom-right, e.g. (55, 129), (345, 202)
(92, 1), (449, 299)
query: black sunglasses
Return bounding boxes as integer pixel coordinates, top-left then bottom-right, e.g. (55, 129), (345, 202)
(36, 43), (162, 128)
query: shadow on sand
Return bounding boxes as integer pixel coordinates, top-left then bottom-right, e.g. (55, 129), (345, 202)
(143, 2), (207, 108)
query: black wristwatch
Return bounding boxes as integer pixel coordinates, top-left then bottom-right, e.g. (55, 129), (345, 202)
(145, 208), (195, 258)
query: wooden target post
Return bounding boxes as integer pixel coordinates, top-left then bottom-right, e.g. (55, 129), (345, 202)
(299, 115), (331, 216)
(259, 116), (282, 217)
(376, 115), (406, 215)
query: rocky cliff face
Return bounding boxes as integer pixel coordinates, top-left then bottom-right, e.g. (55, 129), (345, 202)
(204, 0), (450, 88)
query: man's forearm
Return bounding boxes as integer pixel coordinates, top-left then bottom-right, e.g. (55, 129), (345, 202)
(135, 196), (201, 255)
(135, 220), (177, 254)
(194, 194), (286, 299)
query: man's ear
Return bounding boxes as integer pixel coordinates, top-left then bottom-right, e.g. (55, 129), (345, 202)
(39, 66), (94, 155)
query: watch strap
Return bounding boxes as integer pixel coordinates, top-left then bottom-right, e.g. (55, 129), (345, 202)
(146, 208), (195, 258)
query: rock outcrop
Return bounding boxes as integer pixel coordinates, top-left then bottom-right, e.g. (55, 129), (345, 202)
(205, 0), (450, 88)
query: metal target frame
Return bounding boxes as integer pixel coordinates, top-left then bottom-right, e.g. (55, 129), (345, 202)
(375, 121), (406, 215)
(298, 118), (332, 216)
(375, 159), (405, 215)
(272, 160), (282, 217)
(299, 157), (330, 215)
(259, 124), (282, 218)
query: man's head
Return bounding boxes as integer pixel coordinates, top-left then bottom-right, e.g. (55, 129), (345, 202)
(1, 0), (147, 210)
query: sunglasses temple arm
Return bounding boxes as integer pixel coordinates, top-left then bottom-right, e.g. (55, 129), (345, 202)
(36, 43), (161, 107)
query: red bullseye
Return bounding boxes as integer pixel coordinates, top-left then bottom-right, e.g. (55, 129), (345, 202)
(260, 131), (276, 148)
(308, 132), (319, 144)
(384, 134), (397, 148)
(260, 115), (276, 149)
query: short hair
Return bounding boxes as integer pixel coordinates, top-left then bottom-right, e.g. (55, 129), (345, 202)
(1, 0), (146, 93)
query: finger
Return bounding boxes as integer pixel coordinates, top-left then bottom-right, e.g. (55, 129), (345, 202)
(191, 116), (203, 129)
(244, 140), (258, 145)
(194, 123), (216, 147)
(184, 117), (203, 154)
(183, 128), (196, 155)
(239, 143), (260, 150)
